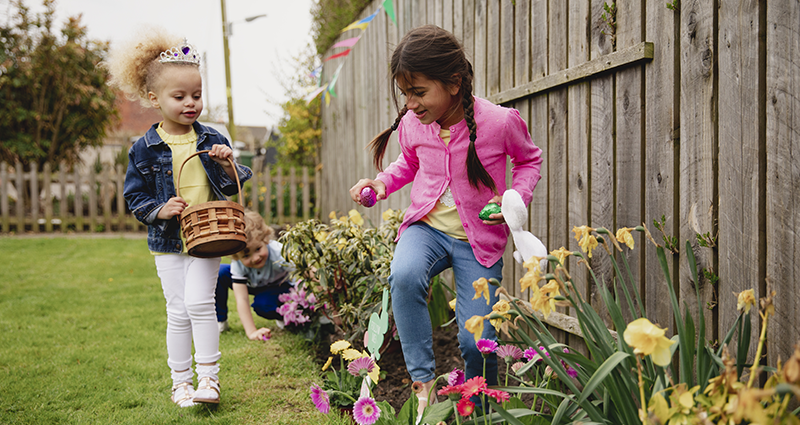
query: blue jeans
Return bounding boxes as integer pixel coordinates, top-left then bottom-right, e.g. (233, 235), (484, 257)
(390, 222), (502, 386)
(215, 264), (291, 322)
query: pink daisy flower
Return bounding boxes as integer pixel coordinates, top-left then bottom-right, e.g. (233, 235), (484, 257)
(347, 356), (375, 377)
(353, 396), (381, 425)
(437, 385), (463, 401)
(496, 345), (524, 361)
(460, 376), (487, 399)
(523, 346), (549, 363)
(476, 339), (499, 355)
(310, 383), (330, 414)
(448, 368), (465, 386)
(456, 398), (475, 417)
(511, 361), (526, 374)
(483, 388), (511, 403)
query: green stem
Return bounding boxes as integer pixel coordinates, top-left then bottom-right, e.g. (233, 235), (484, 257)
(482, 356), (488, 425)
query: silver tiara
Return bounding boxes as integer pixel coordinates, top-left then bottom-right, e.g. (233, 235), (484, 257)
(159, 39), (201, 65)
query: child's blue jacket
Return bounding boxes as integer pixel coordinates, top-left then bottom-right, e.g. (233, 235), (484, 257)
(123, 121), (253, 254)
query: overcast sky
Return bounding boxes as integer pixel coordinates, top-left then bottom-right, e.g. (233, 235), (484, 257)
(4, 0), (315, 129)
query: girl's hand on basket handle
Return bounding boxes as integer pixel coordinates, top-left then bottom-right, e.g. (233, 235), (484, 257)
(209, 144), (234, 168)
(157, 196), (188, 220)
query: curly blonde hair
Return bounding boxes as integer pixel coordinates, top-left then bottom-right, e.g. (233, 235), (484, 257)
(104, 27), (198, 106)
(231, 210), (276, 260)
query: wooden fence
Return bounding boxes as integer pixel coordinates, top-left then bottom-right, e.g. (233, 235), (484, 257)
(0, 162), (318, 233)
(317, 0), (800, 365)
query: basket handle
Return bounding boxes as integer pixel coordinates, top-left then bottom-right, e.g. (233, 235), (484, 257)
(175, 149), (243, 205)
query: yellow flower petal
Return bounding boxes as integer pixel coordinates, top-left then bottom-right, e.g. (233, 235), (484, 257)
(623, 318), (675, 367)
(492, 300), (510, 315)
(472, 278), (490, 305)
(329, 210), (337, 220)
(736, 289), (755, 314)
(615, 227), (635, 249)
(322, 356), (333, 371)
(448, 298), (457, 311)
(330, 340), (351, 354)
(348, 209), (364, 226)
(382, 209), (393, 222)
(550, 247), (572, 265)
(342, 348), (362, 361)
(572, 226), (598, 258)
(368, 362), (380, 383)
(465, 315), (485, 343)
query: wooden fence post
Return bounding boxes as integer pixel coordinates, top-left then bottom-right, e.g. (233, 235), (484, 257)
(74, 168), (83, 232)
(30, 162), (39, 232)
(44, 163), (53, 232)
(15, 161), (24, 232)
(289, 167), (297, 223)
(251, 168), (259, 214)
(263, 166), (272, 224)
(276, 166), (284, 225)
(116, 165), (125, 232)
(302, 167), (310, 221)
(59, 163), (67, 233)
(103, 165), (112, 233)
(88, 167), (97, 233)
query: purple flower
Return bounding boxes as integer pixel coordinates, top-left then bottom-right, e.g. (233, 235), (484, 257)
(448, 368), (465, 386)
(523, 346), (550, 363)
(310, 383), (330, 414)
(496, 345), (524, 361)
(347, 356), (375, 377)
(476, 339), (499, 355)
(353, 396), (381, 425)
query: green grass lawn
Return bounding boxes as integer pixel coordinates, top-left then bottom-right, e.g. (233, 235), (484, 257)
(0, 236), (350, 425)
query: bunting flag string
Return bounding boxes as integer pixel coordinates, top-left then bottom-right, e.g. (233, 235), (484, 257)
(306, 0), (396, 105)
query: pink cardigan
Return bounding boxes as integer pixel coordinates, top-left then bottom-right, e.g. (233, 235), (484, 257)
(376, 96), (543, 267)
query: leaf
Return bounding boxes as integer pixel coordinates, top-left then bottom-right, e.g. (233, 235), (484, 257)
(419, 400), (453, 424)
(487, 401), (527, 425)
(396, 391), (418, 425)
(575, 351), (630, 406)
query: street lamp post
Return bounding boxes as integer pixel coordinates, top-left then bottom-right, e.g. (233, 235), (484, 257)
(219, 0), (265, 145)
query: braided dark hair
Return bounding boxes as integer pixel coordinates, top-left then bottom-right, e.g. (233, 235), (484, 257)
(369, 25), (496, 193)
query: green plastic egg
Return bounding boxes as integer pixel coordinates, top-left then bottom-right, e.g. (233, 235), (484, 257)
(478, 203), (502, 220)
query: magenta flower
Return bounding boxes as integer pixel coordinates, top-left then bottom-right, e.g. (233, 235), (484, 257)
(310, 383), (330, 414)
(347, 356), (375, 377)
(483, 388), (511, 403)
(496, 345), (524, 361)
(353, 396), (381, 425)
(447, 368), (465, 386)
(476, 339), (499, 355)
(523, 346), (550, 363)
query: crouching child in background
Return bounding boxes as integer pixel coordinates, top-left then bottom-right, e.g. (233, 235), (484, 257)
(215, 210), (294, 340)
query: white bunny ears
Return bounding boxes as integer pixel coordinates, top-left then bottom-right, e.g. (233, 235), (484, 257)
(501, 189), (548, 271)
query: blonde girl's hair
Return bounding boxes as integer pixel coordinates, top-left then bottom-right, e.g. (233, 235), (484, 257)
(368, 25), (496, 193)
(104, 27), (197, 107)
(231, 210), (276, 260)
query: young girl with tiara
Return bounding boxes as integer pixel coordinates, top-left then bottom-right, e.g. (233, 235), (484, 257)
(349, 25), (543, 417)
(108, 28), (252, 407)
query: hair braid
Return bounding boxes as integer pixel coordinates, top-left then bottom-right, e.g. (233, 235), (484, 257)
(369, 106), (408, 171)
(462, 78), (496, 193)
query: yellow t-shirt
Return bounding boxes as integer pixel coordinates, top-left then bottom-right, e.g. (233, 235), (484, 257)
(157, 124), (213, 208)
(421, 128), (468, 240)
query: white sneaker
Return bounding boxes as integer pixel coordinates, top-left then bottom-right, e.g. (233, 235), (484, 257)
(193, 376), (220, 404)
(218, 320), (230, 333)
(171, 382), (196, 408)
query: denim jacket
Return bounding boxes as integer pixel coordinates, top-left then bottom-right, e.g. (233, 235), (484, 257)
(123, 121), (253, 253)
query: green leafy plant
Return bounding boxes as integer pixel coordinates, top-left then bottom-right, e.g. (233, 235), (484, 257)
(601, 2), (617, 48)
(697, 231), (718, 248)
(280, 208), (403, 341)
(667, 0), (680, 12)
(654, 214), (679, 254)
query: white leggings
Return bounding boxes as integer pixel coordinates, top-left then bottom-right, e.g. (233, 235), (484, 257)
(154, 254), (221, 371)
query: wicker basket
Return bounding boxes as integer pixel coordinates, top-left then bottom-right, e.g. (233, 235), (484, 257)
(177, 150), (246, 258)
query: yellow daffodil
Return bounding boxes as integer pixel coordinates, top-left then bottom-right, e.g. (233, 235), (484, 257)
(382, 209), (394, 221)
(489, 300), (511, 332)
(736, 289), (756, 314)
(322, 356), (333, 371)
(616, 227), (635, 249)
(572, 225), (598, 258)
(550, 247), (572, 265)
(530, 280), (559, 318)
(348, 209), (364, 226)
(519, 259), (544, 292)
(336, 238), (348, 250)
(314, 231), (328, 243)
(472, 278), (490, 305)
(647, 392), (670, 424)
(342, 348), (362, 361)
(623, 318), (675, 367)
(330, 340), (351, 354)
(465, 315), (485, 343)
(448, 298), (457, 311)
(329, 210), (337, 220)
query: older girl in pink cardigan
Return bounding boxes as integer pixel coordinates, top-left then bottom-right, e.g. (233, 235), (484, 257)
(349, 25), (543, 418)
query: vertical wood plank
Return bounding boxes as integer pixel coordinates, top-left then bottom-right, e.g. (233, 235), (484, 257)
(60, 163), (67, 233)
(590, 0), (616, 327)
(615, 0), (645, 323)
(548, 0), (569, 345)
(680, 0), (717, 344)
(290, 167), (298, 223)
(453, 0), (464, 43)
(473, 0), (487, 97)
(116, 165), (125, 232)
(88, 167), (97, 233)
(766, 0), (800, 367)
(435, 0), (444, 27)
(718, 0), (764, 359)
(644, 0), (679, 333)
(103, 165), (112, 233)
(251, 168), (259, 214)
(15, 161), (24, 231)
(264, 166), (272, 224)
(499, 0), (514, 93)
(44, 163), (52, 232)
(486, 0), (501, 96)
(1, 163), (8, 232)
(303, 167), (310, 220)
(514, 0), (530, 88)
(462, 0), (476, 75)
(30, 163), (39, 232)
(74, 169), (83, 232)
(443, 0), (453, 32)
(276, 167), (284, 225)
(567, 0), (591, 353)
